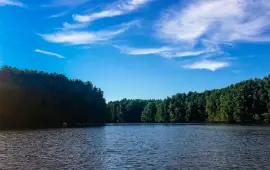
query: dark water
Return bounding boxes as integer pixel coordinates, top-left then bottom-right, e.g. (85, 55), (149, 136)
(1, 124), (270, 170)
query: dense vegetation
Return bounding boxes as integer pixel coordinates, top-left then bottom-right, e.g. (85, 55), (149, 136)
(108, 75), (270, 124)
(0, 66), (108, 129)
(1, 66), (270, 129)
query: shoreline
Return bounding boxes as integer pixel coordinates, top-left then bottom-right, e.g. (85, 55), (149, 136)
(1, 122), (270, 131)
(105, 122), (270, 126)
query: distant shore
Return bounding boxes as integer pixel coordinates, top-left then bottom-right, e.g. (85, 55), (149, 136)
(105, 122), (270, 126)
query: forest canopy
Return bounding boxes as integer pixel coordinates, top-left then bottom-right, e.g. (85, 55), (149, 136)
(1, 65), (270, 129)
(0, 66), (108, 129)
(108, 75), (270, 124)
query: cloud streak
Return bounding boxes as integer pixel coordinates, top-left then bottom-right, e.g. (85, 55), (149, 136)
(42, 0), (88, 7)
(183, 60), (229, 71)
(0, 0), (24, 7)
(48, 11), (69, 18)
(161, 49), (215, 58)
(35, 49), (65, 59)
(62, 22), (88, 30)
(73, 0), (152, 23)
(117, 46), (216, 58)
(117, 46), (171, 55)
(39, 20), (137, 45)
(40, 27), (127, 45)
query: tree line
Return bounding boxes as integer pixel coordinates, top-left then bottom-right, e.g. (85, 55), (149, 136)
(0, 66), (108, 129)
(1, 65), (270, 129)
(108, 75), (270, 124)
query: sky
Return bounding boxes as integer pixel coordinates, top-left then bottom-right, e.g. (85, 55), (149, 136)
(1, 0), (270, 101)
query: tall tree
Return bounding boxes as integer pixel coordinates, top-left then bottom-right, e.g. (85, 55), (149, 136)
(141, 102), (157, 122)
(155, 101), (166, 122)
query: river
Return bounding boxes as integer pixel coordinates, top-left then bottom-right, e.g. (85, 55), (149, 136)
(0, 124), (270, 169)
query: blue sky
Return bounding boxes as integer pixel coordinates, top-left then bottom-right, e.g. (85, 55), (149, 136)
(1, 0), (270, 101)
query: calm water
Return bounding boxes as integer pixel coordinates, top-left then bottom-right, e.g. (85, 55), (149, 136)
(1, 124), (270, 170)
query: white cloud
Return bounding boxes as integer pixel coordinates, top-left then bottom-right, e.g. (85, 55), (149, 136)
(42, 0), (88, 7)
(117, 46), (171, 55)
(62, 22), (88, 30)
(73, 10), (122, 23)
(153, 0), (270, 70)
(156, 0), (270, 44)
(39, 31), (112, 45)
(48, 11), (69, 18)
(39, 29), (126, 45)
(184, 60), (229, 71)
(62, 18), (139, 30)
(35, 49), (65, 59)
(0, 0), (24, 7)
(73, 0), (152, 23)
(40, 20), (137, 45)
(161, 49), (215, 58)
(116, 45), (216, 58)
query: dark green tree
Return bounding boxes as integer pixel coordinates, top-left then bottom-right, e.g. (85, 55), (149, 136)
(155, 101), (166, 122)
(141, 102), (157, 122)
(0, 66), (108, 129)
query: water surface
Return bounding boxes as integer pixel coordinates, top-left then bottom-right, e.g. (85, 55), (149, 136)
(1, 124), (270, 169)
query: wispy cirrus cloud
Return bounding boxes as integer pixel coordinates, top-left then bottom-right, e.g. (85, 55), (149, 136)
(156, 0), (270, 44)
(61, 14), (139, 30)
(116, 45), (216, 58)
(0, 0), (24, 7)
(35, 49), (65, 59)
(39, 30), (125, 45)
(39, 21), (136, 45)
(151, 0), (270, 71)
(117, 46), (172, 55)
(48, 11), (70, 19)
(44, 0), (89, 18)
(183, 60), (230, 71)
(61, 22), (88, 30)
(42, 0), (88, 8)
(161, 49), (216, 58)
(73, 0), (152, 23)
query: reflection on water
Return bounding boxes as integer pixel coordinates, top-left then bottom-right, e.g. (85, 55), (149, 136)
(1, 125), (270, 169)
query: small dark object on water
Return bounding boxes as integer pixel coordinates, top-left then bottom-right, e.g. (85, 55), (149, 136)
(62, 122), (67, 128)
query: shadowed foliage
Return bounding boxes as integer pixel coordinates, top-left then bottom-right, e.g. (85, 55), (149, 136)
(1, 66), (270, 128)
(0, 66), (108, 129)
